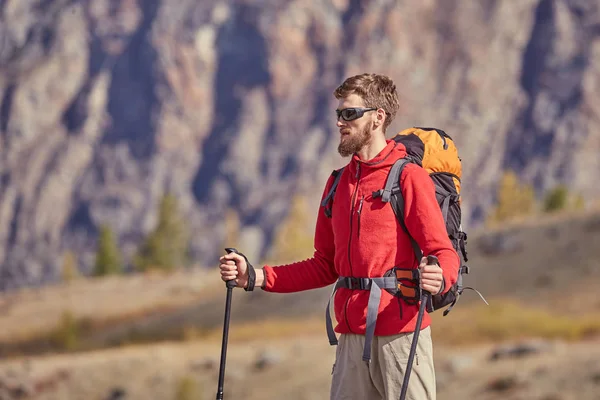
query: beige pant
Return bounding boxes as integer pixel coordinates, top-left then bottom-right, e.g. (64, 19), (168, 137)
(330, 327), (436, 400)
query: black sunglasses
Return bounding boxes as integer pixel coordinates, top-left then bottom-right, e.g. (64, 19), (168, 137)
(336, 107), (377, 121)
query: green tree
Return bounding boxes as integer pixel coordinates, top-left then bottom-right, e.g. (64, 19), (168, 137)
(543, 185), (569, 213)
(93, 225), (122, 276)
(52, 311), (80, 351)
(135, 194), (189, 272)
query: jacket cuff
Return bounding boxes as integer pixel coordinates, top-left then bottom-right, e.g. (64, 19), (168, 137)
(261, 267), (269, 290)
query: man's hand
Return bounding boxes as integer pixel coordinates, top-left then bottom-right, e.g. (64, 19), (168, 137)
(219, 252), (249, 288)
(419, 256), (444, 295)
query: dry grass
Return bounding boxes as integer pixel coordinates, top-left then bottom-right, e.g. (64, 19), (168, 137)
(191, 298), (600, 348)
(198, 316), (325, 343)
(430, 299), (600, 345)
(0, 268), (222, 344)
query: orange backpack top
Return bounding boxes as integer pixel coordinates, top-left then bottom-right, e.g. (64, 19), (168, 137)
(395, 127), (462, 202)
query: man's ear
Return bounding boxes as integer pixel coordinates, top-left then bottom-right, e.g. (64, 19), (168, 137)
(375, 108), (386, 128)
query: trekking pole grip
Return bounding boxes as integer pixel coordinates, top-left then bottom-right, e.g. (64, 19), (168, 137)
(224, 248), (239, 289)
(426, 255), (439, 268)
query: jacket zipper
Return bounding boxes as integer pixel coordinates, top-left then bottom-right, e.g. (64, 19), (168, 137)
(344, 163), (361, 332)
(348, 162), (361, 275)
(357, 196), (364, 238)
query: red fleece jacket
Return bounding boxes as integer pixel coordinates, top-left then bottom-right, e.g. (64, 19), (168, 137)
(262, 140), (459, 336)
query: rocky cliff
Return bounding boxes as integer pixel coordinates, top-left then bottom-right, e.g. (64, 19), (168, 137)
(0, 0), (599, 289)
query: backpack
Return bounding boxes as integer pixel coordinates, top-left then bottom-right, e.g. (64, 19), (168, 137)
(322, 127), (487, 316)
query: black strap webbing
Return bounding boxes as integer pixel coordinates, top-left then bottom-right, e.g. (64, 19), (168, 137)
(321, 167), (345, 217)
(372, 158), (410, 203)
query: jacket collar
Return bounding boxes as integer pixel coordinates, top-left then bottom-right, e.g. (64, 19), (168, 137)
(347, 139), (407, 176)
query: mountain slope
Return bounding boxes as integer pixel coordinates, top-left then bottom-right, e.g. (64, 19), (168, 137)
(1, 0), (600, 288)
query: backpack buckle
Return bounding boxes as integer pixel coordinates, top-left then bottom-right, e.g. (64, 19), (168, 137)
(343, 277), (371, 290)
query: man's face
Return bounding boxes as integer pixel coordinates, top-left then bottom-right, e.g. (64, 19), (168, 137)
(336, 94), (374, 157)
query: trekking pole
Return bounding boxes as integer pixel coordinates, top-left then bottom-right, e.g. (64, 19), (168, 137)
(216, 248), (239, 400)
(399, 255), (437, 400)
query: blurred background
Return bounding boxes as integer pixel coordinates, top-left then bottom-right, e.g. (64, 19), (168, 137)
(0, 0), (599, 399)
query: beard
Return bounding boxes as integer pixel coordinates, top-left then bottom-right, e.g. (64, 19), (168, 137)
(338, 124), (371, 157)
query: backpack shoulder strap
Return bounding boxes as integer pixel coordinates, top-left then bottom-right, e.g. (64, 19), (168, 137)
(372, 158), (409, 203)
(373, 158), (422, 262)
(321, 167), (345, 218)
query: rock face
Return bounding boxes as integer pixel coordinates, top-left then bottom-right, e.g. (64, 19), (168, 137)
(0, 0), (599, 289)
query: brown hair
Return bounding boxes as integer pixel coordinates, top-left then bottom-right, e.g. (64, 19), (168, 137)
(333, 73), (399, 132)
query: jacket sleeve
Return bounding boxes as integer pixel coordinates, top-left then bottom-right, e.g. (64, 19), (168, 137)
(400, 164), (459, 294)
(261, 174), (339, 293)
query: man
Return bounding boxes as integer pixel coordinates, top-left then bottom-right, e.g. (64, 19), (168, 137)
(219, 73), (459, 400)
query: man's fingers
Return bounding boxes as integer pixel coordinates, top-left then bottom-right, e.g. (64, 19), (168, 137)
(421, 283), (440, 293)
(420, 272), (443, 281)
(220, 268), (238, 276)
(220, 253), (244, 264)
(219, 260), (238, 284)
(420, 277), (442, 289)
(420, 264), (442, 273)
(219, 262), (237, 271)
(418, 256), (443, 293)
(220, 269), (238, 281)
(420, 278), (441, 287)
(220, 260), (236, 267)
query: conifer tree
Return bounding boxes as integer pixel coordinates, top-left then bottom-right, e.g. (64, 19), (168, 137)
(543, 185), (569, 213)
(93, 225), (122, 276)
(135, 194), (189, 271)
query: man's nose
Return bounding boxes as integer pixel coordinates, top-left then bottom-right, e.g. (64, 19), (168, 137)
(336, 119), (345, 127)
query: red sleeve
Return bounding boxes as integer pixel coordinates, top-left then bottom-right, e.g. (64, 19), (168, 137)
(261, 174), (338, 293)
(400, 164), (459, 293)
